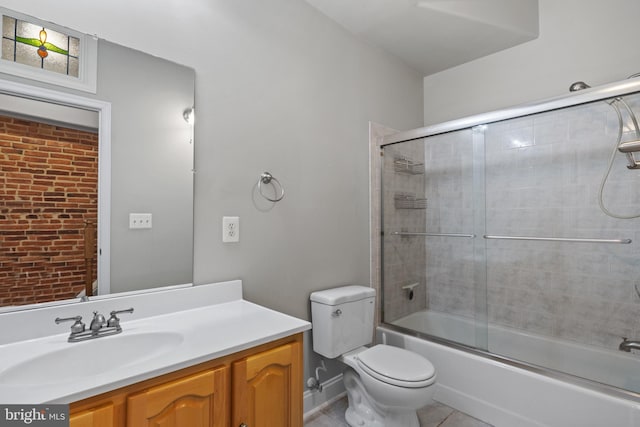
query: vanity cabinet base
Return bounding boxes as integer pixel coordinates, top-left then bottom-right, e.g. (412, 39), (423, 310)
(127, 367), (228, 427)
(69, 333), (302, 427)
(70, 403), (114, 427)
(233, 341), (302, 427)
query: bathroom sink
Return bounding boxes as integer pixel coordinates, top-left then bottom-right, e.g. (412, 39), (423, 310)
(0, 331), (183, 385)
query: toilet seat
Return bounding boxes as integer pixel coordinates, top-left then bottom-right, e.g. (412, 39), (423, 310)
(356, 345), (436, 388)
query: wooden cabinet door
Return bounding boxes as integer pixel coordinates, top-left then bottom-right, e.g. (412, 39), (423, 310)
(127, 366), (228, 427)
(70, 403), (114, 427)
(232, 341), (302, 427)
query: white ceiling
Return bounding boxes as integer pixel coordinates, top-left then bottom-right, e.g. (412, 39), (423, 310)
(304, 0), (539, 76)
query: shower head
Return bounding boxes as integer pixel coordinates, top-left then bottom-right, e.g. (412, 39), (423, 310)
(617, 140), (640, 153)
(569, 81), (591, 92)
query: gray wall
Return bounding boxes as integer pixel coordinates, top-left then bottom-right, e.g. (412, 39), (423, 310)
(423, 0), (640, 125)
(1, 0), (424, 389)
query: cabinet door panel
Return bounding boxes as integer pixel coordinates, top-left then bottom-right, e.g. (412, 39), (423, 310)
(127, 366), (228, 427)
(69, 403), (114, 427)
(233, 342), (302, 427)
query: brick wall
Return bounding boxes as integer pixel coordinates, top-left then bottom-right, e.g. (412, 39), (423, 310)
(0, 116), (98, 307)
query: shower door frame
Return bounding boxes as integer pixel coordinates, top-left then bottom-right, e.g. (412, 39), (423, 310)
(377, 76), (640, 403)
(382, 78), (640, 147)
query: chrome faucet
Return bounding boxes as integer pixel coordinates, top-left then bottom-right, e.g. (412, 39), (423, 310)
(55, 308), (134, 342)
(619, 338), (640, 352)
(89, 311), (106, 332)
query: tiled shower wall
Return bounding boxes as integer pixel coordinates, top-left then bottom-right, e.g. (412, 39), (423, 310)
(382, 141), (427, 322)
(419, 95), (640, 352)
(422, 130), (477, 320)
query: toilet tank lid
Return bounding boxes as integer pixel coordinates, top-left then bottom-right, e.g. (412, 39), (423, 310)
(310, 285), (375, 305)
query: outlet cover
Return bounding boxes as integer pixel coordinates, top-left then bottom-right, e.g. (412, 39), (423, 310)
(222, 216), (239, 243)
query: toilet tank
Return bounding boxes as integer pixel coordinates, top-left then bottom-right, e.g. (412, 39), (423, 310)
(310, 285), (376, 359)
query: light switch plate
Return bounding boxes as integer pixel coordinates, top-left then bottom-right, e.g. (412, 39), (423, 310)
(129, 213), (152, 229)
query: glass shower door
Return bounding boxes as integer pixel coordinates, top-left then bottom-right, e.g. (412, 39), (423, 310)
(381, 128), (488, 351)
(482, 99), (640, 393)
(380, 85), (640, 395)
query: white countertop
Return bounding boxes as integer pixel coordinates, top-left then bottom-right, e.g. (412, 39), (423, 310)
(0, 281), (310, 404)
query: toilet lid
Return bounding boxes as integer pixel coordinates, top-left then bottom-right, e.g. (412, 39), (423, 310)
(356, 345), (435, 388)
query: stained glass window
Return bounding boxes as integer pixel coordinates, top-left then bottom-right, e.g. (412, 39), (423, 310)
(0, 8), (97, 93)
(2, 14), (80, 77)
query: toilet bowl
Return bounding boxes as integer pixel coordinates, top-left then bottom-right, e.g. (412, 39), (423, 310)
(310, 286), (437, 427)
(340, 345), (435, 427)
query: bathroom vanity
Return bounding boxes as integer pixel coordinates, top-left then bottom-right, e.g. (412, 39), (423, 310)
(0, 280), (310, 427)
(70, 333), (302, 427)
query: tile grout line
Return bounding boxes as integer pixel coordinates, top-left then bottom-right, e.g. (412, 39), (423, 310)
(436, 410), (456, 427)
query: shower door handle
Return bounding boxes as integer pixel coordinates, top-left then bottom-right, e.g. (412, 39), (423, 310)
(483, 235), (632, 244)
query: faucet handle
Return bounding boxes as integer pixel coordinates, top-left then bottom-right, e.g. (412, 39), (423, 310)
(55, 315), (85, 334)
(107, 308), (134, 328)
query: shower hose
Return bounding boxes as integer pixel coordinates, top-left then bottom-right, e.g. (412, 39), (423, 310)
(598, 96), (640, 219)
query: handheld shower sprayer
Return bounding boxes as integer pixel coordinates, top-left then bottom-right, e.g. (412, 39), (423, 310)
(569, 80), (640, 168)
(617, 140), (640, 153)
(569, 76), (640, 218)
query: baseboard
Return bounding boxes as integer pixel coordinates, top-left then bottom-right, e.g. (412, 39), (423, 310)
(303, 373), (346, 417)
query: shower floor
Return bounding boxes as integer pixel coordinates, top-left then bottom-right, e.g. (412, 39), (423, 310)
(304, 396), (493, 427)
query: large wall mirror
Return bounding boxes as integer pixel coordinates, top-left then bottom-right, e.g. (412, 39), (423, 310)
(0, 9), (195, 310)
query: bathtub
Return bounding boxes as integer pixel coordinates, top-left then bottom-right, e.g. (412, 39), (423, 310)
(379, 310), (640, 427)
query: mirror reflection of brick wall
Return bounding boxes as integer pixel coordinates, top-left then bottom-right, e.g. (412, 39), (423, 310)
(0, 116), (98, 306)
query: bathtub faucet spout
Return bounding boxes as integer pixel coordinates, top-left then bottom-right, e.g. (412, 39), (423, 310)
(619, 338), (640, 352)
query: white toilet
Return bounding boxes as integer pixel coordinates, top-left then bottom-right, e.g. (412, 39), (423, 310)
(310, 286), (436, 427)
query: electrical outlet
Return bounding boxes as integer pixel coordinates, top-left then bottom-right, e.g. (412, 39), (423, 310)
(129, 213), (152, 229)
(222, 216), (239, 243)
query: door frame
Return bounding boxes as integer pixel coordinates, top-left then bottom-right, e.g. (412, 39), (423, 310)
(0, 78), (112, 295)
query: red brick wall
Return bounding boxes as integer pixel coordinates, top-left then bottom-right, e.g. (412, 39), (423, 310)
(0, 116), (98, 306)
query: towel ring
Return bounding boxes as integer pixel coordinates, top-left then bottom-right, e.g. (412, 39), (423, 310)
(258, 172), (285, 202)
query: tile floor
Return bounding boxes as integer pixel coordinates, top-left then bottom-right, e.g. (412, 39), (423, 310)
(304, 396), (493, 427)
